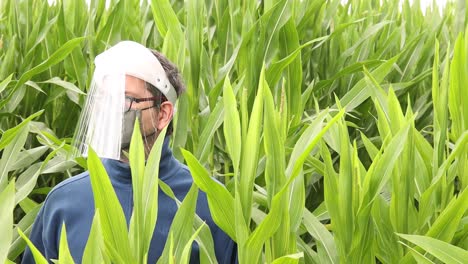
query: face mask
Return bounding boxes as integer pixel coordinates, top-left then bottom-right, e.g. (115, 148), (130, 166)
(121, 109), (141, 149)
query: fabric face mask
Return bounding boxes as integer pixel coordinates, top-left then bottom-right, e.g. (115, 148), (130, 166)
(121, 109), (141, 149)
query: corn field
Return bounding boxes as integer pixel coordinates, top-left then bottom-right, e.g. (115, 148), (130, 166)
(0, 0), (467, 263)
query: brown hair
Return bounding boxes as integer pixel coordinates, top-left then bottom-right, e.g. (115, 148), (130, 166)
(146, 50), (186, 135)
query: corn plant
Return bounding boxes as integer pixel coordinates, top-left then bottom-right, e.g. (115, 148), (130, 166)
(0, 0), (467, 263)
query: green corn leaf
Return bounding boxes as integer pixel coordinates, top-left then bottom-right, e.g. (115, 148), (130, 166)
(360, 132), (379, 161)
(18, 228), (48, 264)
(303, 209), (338, 264)
(432, 40), (448, 174)
(40, 77), (86, 95)
(286, 109), (328, 176)
(289, 109), (345, 186)
(93, 0), (124, 50)
(168, 233), (175, 264)
(0, 36), (17, 80)
(336, 116), (354, 253)
(279, 17), (302, 127)
(285, 108), (330, 229)
(234, 188), (250, 251)
(448, 34), (468, 141)
(141, 127), (167, 257)
(263, 62), (286, 204)
(0, 180), (15, 264)
(14, 142), (66, 208)
(8, 204), (41, 260)
(362, 122), (411, 205)
(172, 94), (190, 161)
(405, 246), (436, 264)
(0, 110), (43, 151)
(448, 34), (468, 189)
(0, 123), (29, 190)
(424, 185), (468, 244)
(263, 82), (289, 259)
(426, 132), (468, 186)
(158, 184), (198, 264)
(271, 252), (304, 264)
(338, 54), (399, 112)
(313, 59), (384, 92)
(181, 148), (236, 240)
(157, 179), (218, 263)
(82, 210), (106, 264)
(58, 224), (75, 264)
(398, 234), (468, 264)
(239, 66), (265, 225)
(0, 37), (85, 111)
(22, 12), (59, 65)
(10, 146), (48, 171)
(19, 197), (39, 214)
(0, 74), (13, 94)
(372, 196), (403, 263)
(297, 236), (320, 264)
(223, 76), (242, 172)
(244, 109), (344, 263)
(342, 21), (393, 58)
(186, 0), (203, 100)
(266, 36), (326, 89)
(150, 0), (182, 39)
(243, 187), (284, 263)
(195, 101), (224, 164)
(179, 223), (206, 264)
(128, 118), (147, 261)
(15, 163), (41, 204)
(150, 0), (184, 68)
(192, 216), (218, 264)
(87, 147), (133, 263)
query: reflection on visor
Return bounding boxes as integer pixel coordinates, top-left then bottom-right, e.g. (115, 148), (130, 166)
(73, 74), (126, 160)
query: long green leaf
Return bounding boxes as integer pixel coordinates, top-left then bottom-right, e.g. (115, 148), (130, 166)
(181, 149), (236, 240)
(18, 228), (48, 264)
(239, 66), (265, 225)
(223, 76), (241, 172)
(398, 234), (468, 264)
(0, 180), (15, 264)
(0, 123), (30, 190)
(87, 147), (133, 263)
(303, 209), (338, 264)
(57, 224), (75, 264)
(158, 184), (198, 264)
(82, 210), (106, 264)
(0, 37), (85, 111)
(179, 223), (206, 264)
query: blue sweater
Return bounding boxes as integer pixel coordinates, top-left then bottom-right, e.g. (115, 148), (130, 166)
(22, 138), (237, 263)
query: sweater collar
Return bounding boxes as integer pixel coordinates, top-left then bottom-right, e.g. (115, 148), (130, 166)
(101, 136), (177, 185)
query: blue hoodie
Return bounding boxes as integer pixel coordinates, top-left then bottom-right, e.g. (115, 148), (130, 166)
(22, 137), (237, 263)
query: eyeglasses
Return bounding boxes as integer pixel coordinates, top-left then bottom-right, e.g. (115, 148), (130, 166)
(124, 95), (166, 112)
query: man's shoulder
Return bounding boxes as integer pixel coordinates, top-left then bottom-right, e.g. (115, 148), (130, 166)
(45, 171), (92, 204)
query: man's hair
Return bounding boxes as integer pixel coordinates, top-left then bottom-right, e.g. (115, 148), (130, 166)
(146, 50), (186, 135)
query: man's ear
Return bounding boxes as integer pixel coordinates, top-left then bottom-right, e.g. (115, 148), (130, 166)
(157, 101), (174, 131)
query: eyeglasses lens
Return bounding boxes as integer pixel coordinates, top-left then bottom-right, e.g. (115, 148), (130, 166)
(124, 97), (133, 112)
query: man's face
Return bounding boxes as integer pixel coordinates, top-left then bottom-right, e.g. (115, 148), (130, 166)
(124, 75), (159, 138)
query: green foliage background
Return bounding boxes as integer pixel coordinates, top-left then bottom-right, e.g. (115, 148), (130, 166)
(0, 0), (467, 263)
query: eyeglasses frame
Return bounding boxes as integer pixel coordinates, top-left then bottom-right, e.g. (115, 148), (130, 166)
(124, 95), (167, 112)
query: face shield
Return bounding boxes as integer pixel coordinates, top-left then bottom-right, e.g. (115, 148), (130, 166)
(72, 41), (177, 160)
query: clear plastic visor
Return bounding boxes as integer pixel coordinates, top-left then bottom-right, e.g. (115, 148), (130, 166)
(73, 72), (162, 161)
(73, 73), (125, 160)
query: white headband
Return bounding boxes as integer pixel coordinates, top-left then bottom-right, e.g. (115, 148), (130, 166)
(94, 40), (178, 104)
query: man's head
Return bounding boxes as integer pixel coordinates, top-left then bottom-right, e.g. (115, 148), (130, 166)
(73, 41), (185, 160)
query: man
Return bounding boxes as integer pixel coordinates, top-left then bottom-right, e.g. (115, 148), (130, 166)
(22, 41), (237, 263)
